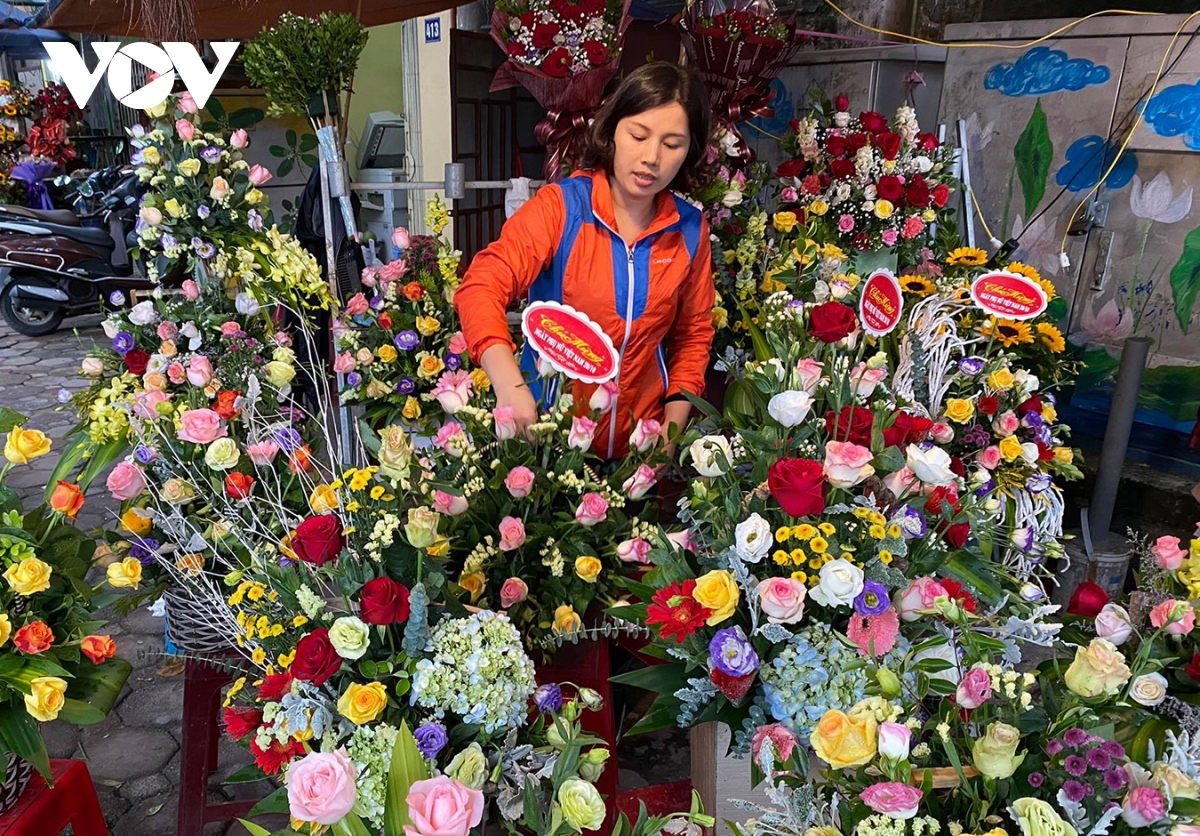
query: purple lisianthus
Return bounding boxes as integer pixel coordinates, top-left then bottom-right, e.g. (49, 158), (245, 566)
(890, 506), (927, 539)
(709, 626), (758, 678)
(370, 294), (386, 310)
(197, 204), (211, 220)
(273, 427), (303, 452)
(1028, 772), (1044, 788)
(533, 683), (563, 713)
(1010, 528), (1035, 552)
(247, 209), (263, 232)
(109, 290), (125, 306)
(445, 354), (462, 371)
(193, 238), (216, 259)
(395, 330), (420, 351)
(414, 722), (448, 759)
(958, 356), (985, 376)
(1062, 780), (1087, 803)
(280, 555), (296, 568)
(1063, 728), (1089, 748)
(974, 478), (996, 497)
(1064, 755), (1087, 776)
(396, 377), (415, 395)
(161, 233), (178, 251)
(113, 332), (135, 355)
(345, 372), (361, 387)
(134, 444), (157, 465)
(199, 146), (221, 164)
(854, 580), (891, 616)
(56, 388), (71, 404)
(130, 538), (160, 567)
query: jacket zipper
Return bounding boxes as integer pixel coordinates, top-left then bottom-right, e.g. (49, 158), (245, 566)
(594, 215), (636, 458)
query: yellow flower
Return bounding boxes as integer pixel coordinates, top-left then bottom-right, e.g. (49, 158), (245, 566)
(947, 246), (988, 266)
(790, 548), (807, 565)
(817, 522), (836, 536)
(553, 604), (582, 635)
(922, 208), (937, 222)
(120, 507), (153, 536)
(251, 647), (266, 665)
(574, 556), (603, 584)
(790, 571), (807, 584)
(163, 198), (183, 218)
(773, 211), (800, 233)
(873, 199), (894, 219)
(723, 249), (736, 265)
(3, 557), (51, 596)
(1042, 404), (1058, 424)
(868, 524), (886, 539)
(177, 158), (201, 177)
(982, 317), (1034, 347)
(4, 426), (51, 465)
(459, 572), (485, 602)
(944, 398), (976, 424)
(899, 275), (936, 297)
(377, 344), (398, 363)
(711, 306), (729, 330)
(469, 369), (491, 391)
(809, 537), (828, 554)
(775, 526), (792, 543)
(338, 682), (388, 725)
(1053, 447), (1074, 465)
(999, 435), (1025, 462)
(810, 709), (877, 769)
(417, 354), (445, 379)
(987, 368), (1016, 391)
(427, 539), (449, 558)
(308, 484), (340, 514)
(245, 188), (263, 205)
(808, 199), (829, 216)
(794, 524), (817, 539)
(0, 613), (8, 647)
(106, 557), (143, 589)
(972, 722), (1025, 780)
(773, 551), (789, 566)
(402, 397), (422, 421)
(24, 676), (68, 722)
(879, 550), (893, 565)
(1064, 638), (1130, 698)
(416, 316), (441, 336)
(1037, 322), (1066, 353)
(141, 146), (161, 165)
(692, 570), (739, 626)
(176, 553), (204, 575)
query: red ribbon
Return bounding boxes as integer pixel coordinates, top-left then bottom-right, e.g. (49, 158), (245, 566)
(535, 108), (595, 182)
(718, 85), (776, 165)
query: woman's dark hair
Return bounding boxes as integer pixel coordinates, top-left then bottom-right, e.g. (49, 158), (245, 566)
(578, 62), (712, 193)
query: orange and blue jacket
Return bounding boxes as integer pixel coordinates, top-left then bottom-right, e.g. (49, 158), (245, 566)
(455, 168), (715, 459)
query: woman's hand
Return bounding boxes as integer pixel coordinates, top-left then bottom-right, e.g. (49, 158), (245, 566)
(658, 399), (692, 474)
(481, 344), (538, 439)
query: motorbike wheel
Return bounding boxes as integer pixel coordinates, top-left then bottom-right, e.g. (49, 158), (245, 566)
(0, 281), (64, 336)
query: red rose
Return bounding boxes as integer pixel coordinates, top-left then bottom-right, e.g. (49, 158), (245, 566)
(978, 395), (999, 416)
(906, 176), (931, 208)
(359, 577), (412, 625)
(925, 485), (961, 517)
(123, 348), (150, 377)
(932, 184), (950, 208)
(916, 132), (938, 152)
(532, 22), (560, 49)
(876, 175), (904, 203)
(583, 40), (609, 66)
(943, 522), (970, 550)
(776, 159), (804, 179)
(224, 472), (254, 500)
(1018, 395), (1043, 415)
(859, 111), (887, 133)
(807, 301), (857, 343)
(876, 131), (901, 161)
(542, 47), (571, 78)
(845, 133), (869, 155)
(826, 406), (874, 447)
(258, 671), (293, 701)
(949, 456), (965, 478)
(768, 458), (827, 518)
(830, 159), (856, 180)
(291, 628), (343, 686)
(824, 134), (847, 157)
(883, 412), (933, 448)
(222, 706), (263, 741)
(1188, 653), (1200, 683)
(710, 667), (756, 702)
(835, 94), (850, 111)
(378, 311), (394, 330)
(507, 41), (526, 58)
(518, 11), (536, 27)
(213, 390), (240, 421)
(14, 621), (54, 654)
(291, 514), (344, 566)
(1036, 442), (1055, 462)
(1067, 581), (1109, 618)
(852, 232), (872, 250)
(940, 578), (977, 611)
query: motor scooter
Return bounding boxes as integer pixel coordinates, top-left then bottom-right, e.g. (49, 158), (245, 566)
(0, 171), (153, 336)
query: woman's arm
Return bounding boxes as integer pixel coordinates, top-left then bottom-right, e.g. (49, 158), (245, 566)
(662, 225), (716, 404)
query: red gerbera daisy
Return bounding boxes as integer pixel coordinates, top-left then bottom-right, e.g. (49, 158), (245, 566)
(222, 706), (263, 742)
(257, 671), (293, 702)
(847, 608), (900, 657)
(647, 580), (712, 643)
(939, 578), (978, 613)
(250, 734), (306, 775)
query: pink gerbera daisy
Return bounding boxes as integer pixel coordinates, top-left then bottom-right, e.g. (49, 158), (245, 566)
(847, 607), (900, 657)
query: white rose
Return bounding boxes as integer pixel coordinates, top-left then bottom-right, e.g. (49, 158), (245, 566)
(688, 435), (733, 478)
(235, 292), (260, 315)
(721, 190), (744, 208)
(1129, 673), (1168, 707)
(833, 112), (850, 128)
(914, 155), (933, 173)
(1020, 442), (1040, 465)
(734, 513), (772, 563)
(81, 357), (105, 376)
(127, 300), (157, 326)
(1094, 603), (1133, 645)
(146, 354), (170, 375)
(905, 444), (956, 486)
(808, 558), (864, 609)
(328, 616), (370, 660)
(767, 390), (814, 428)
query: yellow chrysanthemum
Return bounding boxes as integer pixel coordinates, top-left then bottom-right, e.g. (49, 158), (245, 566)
(982, 317), (1034, 347)
(1037, 322), (1066, 353)
(947, 246), (989, 266)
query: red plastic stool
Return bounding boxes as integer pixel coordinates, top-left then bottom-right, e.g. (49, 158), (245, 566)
(0, 759), (107, 835)
(178, 657), (261, 836)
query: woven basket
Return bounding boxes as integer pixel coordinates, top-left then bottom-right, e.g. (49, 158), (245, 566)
(0, 753), (32, 816)
(164, 589), (237, 654)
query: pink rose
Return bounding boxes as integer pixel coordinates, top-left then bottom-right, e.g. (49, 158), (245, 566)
(617, 538), (651, 564)
(1094, 603), (1133, 645)
(219, 321), (243, 338)
(757, 577), (807, 624)
(448, 331), (468, 355)
(795, 358), (824, 394)
(404, 775), (484, 836)
(333, 352), (356, 374)
(287, 749), (357, 826)
(622, 464), (657, 500)
(1150, 535), (1187, 571)
(878, 723), (911, 761)
(849, 362), (887, 398)
(186, 355), (214, 387)
(432, 491), (468, 516)
(575, 493), (609, 527)
(493, 406), (517, 441)
(838, 214), (855, 233)
(177, 92), (199, 113)
(994, 411), (1020, 436)
(392, 226), (410, 250)
(504, 466), (535, 498)
(500, 577), (529, 609)
(860, 782), (922, 819)
(167, 362), (185, 384)
(360, 267), (378, 288)
(380, 259), (408, 282)
(880, 228), (899, 247)
(1150, 599), (1196, 635)
(248, 164), (273, 186)
(344, 293), (369, 317)
(823, 441), (875, 488)
(498, 516), (526, 551)
(156, 321), (178, 340)
(930, 422), (955, 444)
(567, 416), (597, 452)
(751, 723), (796, 765)
(589, 381), (619, 414)
(134, 389), (171, 420)
(955, 666), (992, 709)
(433, 423), (465, 457)
(883, 466), (918, 497)
(106, 461), (147, 500)
(245, 441), (280, 466)
(177, 408), (227, 444)
(977, 446), (1002, 470)
(230, 129), (249, 149)
(431, 371), (473, 415)
(175, 118), (195, 141)
(666, 530), (693, 552)
(780, 186), (799, 203)
(894, 576), (947, 622)
(629, 419), (661, 453)
(1121, 786), (1167, 828)
(181, 280), (200, 301)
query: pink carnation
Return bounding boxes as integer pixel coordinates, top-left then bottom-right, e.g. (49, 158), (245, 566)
(902, 215), (925, 239)
(751, 723), (796, 766)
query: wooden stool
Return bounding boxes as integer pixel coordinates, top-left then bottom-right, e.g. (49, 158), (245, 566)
(178, 657), (260, 836)
(0, 759), (107, 836)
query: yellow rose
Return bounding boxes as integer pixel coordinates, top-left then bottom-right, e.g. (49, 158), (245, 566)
(553, 604), (582, 635)
(1153, 763), (1200, 799)
(469, 369), (491, 392)
(263, 361), (296, 388)
(204, 437), (241, 470)
(712, 306), (729, 330)
(575, 556), (602, 584)
(1064, 638), (1131, 698)
(873, 199), (894, 219)
(163, 198), (183, 218)
(245, 188), (263, 205)
(106, 557), (143, 590)
(141, 145), (161, 164)
(987, 368), (1015, 391)
(405, 507), (440, 549)
(0, 613), (9, 647)
(972, 722), (1025, 780)
(121, 507), (153, 537)
(309, 484), (340, 514)
(24, 676), (67, 722)
(401, 397), (422, 421)
(692, 570), (740, 626)
(459, 572), (485, 602)
(417, 354), (445, 379)
(999, 435), (1025, 463)
(1053, 447), (1074, 465)
(3, 557), (51, 596)
(944, 398), (975, 424)
(1041, 405), (1058, 424)
(810, 709), (877, 769)
(4, 426), (51, 465)
(337, 682), (388, 725)
(377, 344), (398, 363)
(178, 158), (201, 177)
(773, 211), (799, 233)
(376, 425), (413, 479)
(922, 209), (937, 222)
(416, 316), (441, 336)
(809, 199), (829, 216)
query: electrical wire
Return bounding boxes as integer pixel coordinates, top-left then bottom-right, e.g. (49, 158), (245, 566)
(967, 183), (998, 246)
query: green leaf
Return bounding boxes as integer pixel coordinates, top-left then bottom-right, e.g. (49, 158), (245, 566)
(384, 722), (429, 836)
(248, 786), (289, 817)
(0, 408), (28, 432)
(76, 437), (131, 492)
(0, 707), (51, 781)
(300, 154), (319, 169)
(286, 128), (298, 145)
(223, 763), (270, 784)
(332, 814), (374, 836)
(228, 108), (265, 129)
(299, 133), (319, 151)
(236, 821), (273, 836)
(42, 433), (90, 503)
(268, 145), (290, 158)
(277, 157), (294, 179)
(58, 658), (131, 725)
(206, 97), (227, 119)
(1014, 100), (1052, 218)
(1169, 224), (1200, 333)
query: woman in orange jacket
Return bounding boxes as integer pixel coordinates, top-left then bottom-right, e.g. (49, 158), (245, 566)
(454, 63), (716, 460)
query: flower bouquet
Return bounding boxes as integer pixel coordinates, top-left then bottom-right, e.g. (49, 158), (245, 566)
(490, 0), (633, 179)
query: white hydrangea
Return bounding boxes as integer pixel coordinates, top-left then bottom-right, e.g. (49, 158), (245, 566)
(346, 723), (400, 829)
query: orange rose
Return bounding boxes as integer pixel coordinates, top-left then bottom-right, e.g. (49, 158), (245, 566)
(288, 445), (313, 474)
(212, 390), (241, 421)
(13, 620), (54, 654)
(403, 281), (425, 302)
(81, 635), (117, 665)
(49, 481), (84, 519)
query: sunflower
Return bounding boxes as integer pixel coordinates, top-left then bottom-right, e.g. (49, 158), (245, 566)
(947, 246), (988, 266)
(982, 317), (1034, 347)
(899, 274), (936, 297)
(952, 286), (973, 305)
(1006, 260), (1056, 300)
(1037, 322), (1066, 353)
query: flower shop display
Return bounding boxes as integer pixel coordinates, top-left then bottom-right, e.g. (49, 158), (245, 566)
(26, 83), (86, 167)
(490, 0), (633, 179)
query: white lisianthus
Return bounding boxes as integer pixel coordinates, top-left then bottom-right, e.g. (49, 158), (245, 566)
(688, 435), (733, 478)
(905, 444), (956, 486)
(329, 616), (370, 660)
(734, 513), (772, 563)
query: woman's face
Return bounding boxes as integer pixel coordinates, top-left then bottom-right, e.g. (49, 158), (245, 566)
(610, 102), (690, 202)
